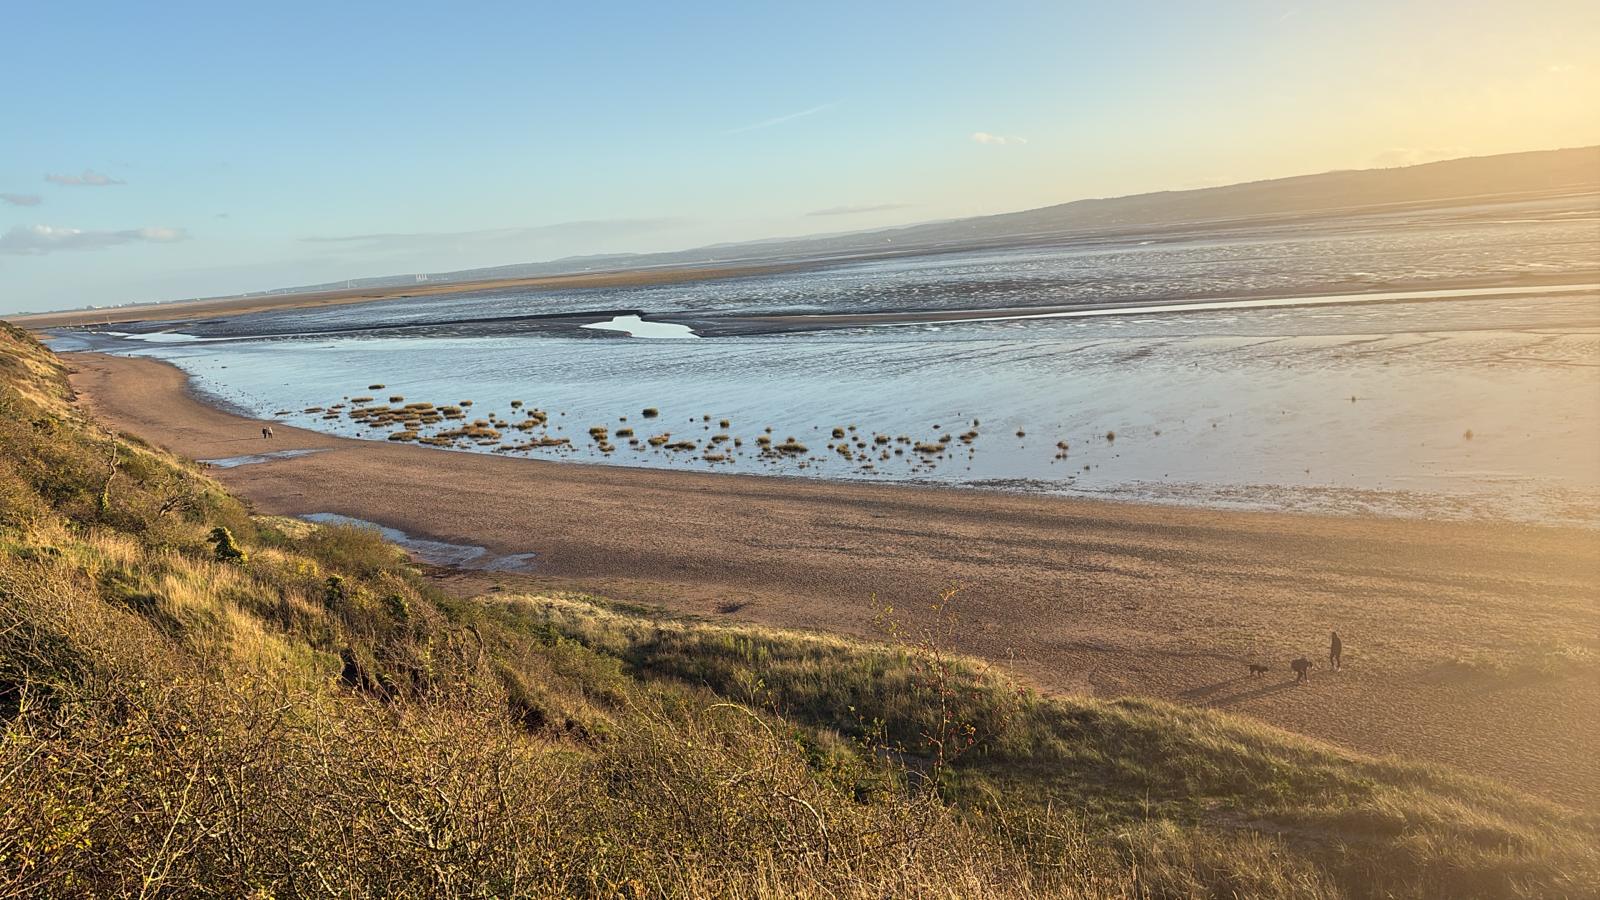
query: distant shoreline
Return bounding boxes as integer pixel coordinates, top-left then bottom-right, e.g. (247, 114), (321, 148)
(9, 260), (814, 330)
(20, 268), (1599, 339)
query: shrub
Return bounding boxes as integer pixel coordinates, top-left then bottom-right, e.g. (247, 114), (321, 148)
(208, 526), (247, 563)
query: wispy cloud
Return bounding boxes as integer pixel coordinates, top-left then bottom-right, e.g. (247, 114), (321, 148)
(44, 169), (124, 186)
(806, 202), (912, 217)
(302, 218), (684, 250)
(1, 193), (42, 207)
(971, 132), (1027, 146)
(724, 102), (838, 135)
(0, 224), (187, 255)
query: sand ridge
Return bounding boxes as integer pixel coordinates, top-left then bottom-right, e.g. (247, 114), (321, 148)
(67, 352), (1600, 809)
(10, 261), (808, 329)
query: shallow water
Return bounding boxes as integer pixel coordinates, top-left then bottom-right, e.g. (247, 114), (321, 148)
(201, 448), (325, 468)
(62, 197), (1600, 526)
(581, 314), (699, 339)
(301, 513), (538, 571)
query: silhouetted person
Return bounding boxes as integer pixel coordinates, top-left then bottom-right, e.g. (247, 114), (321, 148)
(1291, 657), (1313, 682)
(1329, 631), (1342, 671)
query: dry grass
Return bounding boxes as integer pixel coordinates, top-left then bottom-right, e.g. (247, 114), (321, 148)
(3, 322), (1595, 897)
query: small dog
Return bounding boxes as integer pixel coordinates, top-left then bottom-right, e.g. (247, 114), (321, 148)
(1246, 663), (1270, 678)
(1291, 657), (1314, 682)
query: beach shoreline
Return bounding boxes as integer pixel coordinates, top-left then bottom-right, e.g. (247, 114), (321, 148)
(57, 350), (1600, 808)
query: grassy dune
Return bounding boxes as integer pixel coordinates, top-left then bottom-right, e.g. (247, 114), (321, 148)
(1, 322), (1595, 897)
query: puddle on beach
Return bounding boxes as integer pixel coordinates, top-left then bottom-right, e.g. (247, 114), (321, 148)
(201, 448), (325, 468)
(300, 513), (538, 572)
(581, 314), (698, 339)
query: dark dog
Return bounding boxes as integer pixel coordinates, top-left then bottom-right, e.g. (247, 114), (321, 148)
(1247, 663), (1270, 678)
(1291, 657), (1314, 682)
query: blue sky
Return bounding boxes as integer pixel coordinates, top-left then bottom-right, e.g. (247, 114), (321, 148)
(2, 0), (1596, 313)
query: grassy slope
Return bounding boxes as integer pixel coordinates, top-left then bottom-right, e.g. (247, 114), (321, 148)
(0, 323), (1594, 898)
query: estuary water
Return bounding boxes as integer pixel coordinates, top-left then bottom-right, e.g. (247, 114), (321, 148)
(60, 195), (1600, 525)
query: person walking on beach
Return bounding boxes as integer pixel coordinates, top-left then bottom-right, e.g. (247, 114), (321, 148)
(1329, 631), (1342, 671)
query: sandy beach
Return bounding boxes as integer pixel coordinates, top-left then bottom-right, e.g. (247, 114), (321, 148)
(67, 351), (1600, 808)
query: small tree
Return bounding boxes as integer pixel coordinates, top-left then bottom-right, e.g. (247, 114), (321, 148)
(871, 586), (1026, 785)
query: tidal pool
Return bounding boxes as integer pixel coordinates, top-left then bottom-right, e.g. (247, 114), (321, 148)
(581, 314), (699, 339)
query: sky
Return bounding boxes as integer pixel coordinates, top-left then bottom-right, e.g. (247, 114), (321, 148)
(2, 0), (1597, 314)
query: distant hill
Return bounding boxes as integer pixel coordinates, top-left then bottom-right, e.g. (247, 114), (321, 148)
(264, 145), (1600, 296)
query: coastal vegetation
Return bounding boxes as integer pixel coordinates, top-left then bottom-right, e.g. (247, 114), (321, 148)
(4, 324), (1594, 896)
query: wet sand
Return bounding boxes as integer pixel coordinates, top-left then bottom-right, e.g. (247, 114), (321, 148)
(10, 261), (808, 329)
(697, 273), (1600, 335)
(67, 352), (1600, 809)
